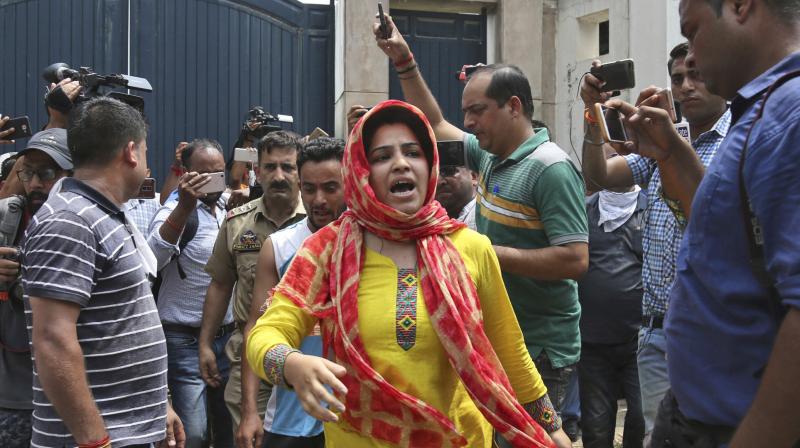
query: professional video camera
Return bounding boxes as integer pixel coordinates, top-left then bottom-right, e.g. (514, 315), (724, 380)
(241, 106), (294, 139)
(42, 62), (153, 113)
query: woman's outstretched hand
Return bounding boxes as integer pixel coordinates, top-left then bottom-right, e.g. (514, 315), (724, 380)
(283, 352), (349, 422)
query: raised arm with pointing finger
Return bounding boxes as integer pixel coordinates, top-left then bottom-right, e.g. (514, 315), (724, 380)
(372, 14), (463, 142)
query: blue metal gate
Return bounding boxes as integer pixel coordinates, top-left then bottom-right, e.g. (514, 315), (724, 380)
(0, 0), (333, 183)
(388, 9), (486, 129)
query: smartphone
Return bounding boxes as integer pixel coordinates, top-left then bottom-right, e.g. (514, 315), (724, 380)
(594, 104), (628, 143)
(136, 178), (157, 199)
(233, 147), (259, 164)
(378, 2), (390, 39)
(0, 116), (32, 140)
(657, 89), (678, 123)
(590, 59), (636, 92)
(438, 140), (465, 166)
(198, 172), (226, 194)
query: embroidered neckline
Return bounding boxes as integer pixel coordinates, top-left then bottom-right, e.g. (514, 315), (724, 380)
(395, 268), (418, 351)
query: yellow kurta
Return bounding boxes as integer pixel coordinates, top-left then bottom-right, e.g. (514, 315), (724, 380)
(247, 228), (547, 447)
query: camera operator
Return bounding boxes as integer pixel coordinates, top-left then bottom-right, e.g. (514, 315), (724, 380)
(0, 128), (72, 448)
(43, 78), (82, 130)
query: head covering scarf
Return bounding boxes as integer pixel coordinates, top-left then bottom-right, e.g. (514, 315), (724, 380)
(274, 100), (554, 448)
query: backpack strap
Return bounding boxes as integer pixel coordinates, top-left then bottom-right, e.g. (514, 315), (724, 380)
(738, 69), (800, 321)
(174, 208), (199, 280)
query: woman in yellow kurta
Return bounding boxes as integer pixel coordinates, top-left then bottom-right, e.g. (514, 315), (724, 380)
(247, 101), (571, 448)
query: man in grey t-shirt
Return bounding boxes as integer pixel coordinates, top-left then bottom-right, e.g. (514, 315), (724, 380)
(22, 97), (185, 448)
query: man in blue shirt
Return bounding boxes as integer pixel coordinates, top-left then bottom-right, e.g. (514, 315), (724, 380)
(580, 42), (729, 440)
(606, 1), (800, 446)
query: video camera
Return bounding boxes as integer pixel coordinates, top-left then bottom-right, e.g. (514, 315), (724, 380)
(42, 62), (153, 113)
(241, 106), (294, 140)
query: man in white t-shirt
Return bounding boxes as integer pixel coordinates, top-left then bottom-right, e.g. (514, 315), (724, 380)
(238, 137), (346, 448)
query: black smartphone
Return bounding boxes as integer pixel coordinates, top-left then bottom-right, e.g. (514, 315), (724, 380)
(438, 140), (465, 166)
(590, 59), (636, 92)
(136, 178), (157, 199)
(0, 116), (32, 140)
(378, 3), (390, 39)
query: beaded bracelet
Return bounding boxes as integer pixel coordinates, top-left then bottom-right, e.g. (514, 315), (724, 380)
(523, 394), (562, 433)
(264, 344), (302, 388)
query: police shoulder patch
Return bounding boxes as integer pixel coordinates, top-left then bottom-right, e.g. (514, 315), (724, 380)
(226, 201), (257, 220)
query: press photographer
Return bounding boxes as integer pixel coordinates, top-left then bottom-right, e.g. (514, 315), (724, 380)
(0, 128), (72, 448)
(227, 106), (293, 209)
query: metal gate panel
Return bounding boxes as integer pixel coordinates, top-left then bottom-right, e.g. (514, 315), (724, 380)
(0, 0), (333, 184)
(388, 9), (486, 129)
(0, 0), (127, 134)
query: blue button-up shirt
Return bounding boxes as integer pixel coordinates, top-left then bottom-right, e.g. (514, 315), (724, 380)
(624, 111), (730, 318)
(666, 52), (800, 427)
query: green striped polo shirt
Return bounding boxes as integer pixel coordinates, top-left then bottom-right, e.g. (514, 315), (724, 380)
(465, 129), (588, 368)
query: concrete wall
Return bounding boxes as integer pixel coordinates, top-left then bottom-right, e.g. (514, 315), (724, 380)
(333, 0), (391, 138)
(335, 0), (686, 157)
(554, 0), (684, 164)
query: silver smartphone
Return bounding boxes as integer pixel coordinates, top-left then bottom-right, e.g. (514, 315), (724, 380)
(198, 172), (226, 194)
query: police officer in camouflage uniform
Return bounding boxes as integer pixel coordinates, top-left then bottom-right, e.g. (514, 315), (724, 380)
(198, 131), (305, 432)
(0, 129), (72, 448)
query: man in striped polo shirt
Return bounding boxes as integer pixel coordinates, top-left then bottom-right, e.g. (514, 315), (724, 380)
(22, 97), (184, 448)
(372, 16), (589, 424)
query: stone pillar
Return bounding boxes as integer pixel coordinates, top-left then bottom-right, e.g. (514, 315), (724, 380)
(333, 0), (390, 139)
(497, 0), (545, 121)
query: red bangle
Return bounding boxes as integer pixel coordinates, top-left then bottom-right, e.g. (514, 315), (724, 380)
(393, 53), (414, 68)
(164, 216), (183, 233)
(171, 165), (184, 177)
(78, 434), (111, 448)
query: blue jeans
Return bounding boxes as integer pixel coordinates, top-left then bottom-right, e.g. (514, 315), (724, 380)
(637, 326), (670, 439)
(165, 329), (234, 448)
(579, 339), (644, 448)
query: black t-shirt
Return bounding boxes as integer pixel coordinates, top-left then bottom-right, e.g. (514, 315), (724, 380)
(578, 191), (646, 344)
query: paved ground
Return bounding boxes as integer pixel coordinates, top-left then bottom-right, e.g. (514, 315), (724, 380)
(572, 400), (628, 448)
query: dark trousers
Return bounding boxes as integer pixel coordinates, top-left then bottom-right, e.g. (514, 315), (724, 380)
(578, 339), (644, 448)
(650, 390), (735, 448)
(262, 432), (325, 448)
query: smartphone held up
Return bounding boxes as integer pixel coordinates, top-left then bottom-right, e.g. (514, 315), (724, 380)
(378, 3), (390, 39)
(198, 172), (226, 195)
(594, 103), (628, 144)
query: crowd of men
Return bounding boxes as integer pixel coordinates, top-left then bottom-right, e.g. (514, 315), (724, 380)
(0, 0), (798, 447)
